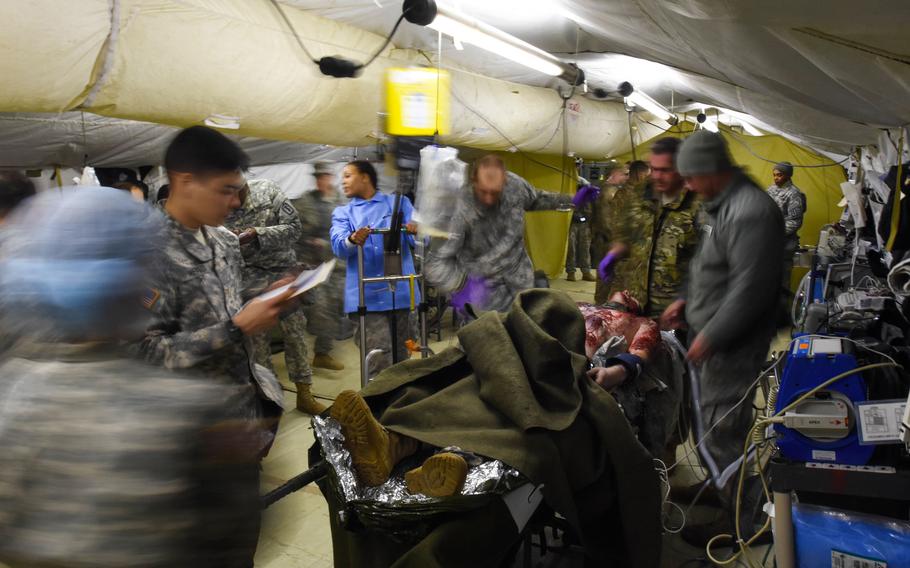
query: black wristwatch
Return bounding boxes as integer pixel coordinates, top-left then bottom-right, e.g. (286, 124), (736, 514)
(227, 319), (244, 343)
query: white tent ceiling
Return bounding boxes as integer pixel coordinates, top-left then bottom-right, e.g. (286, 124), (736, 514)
(0, 0), (906, 165)
(288, 0), (910, 153)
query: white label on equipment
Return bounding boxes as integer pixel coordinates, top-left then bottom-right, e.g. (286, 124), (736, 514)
(856, 400), (907, 445)
(831, 549), (887, 567)
(812, 449), (837, 461)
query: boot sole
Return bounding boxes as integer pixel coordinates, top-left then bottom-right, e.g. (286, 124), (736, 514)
(405, 452), (468, 497)
(330, 390), (392, 486)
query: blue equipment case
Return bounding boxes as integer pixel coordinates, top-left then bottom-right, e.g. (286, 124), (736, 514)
(774, 335), (874, 465)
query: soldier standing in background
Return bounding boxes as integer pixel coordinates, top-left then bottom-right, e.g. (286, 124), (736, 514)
(767, 161), (806, 313)
(565, 170), (597, 282)
(293, 162), (346, 371)
(595, 139), (700, 318)
(591, 162), (629, 303)
(0, 188), (263, 568)
(225, 178), (326, 415)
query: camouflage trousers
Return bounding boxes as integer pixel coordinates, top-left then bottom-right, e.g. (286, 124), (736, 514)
(352, 310), (413, 378)
(565, 221), (592, 273)
(305, 268), (345, 355)
(251, 308), (312, 385)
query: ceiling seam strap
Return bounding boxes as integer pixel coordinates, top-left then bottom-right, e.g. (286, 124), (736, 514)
(794, 28), (910, 66)
(81, 0), (121, 109)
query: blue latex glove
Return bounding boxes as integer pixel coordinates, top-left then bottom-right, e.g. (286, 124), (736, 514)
(598, 252), (619, 282)
(572, 184), (600, 208)
(450, 275), (489, 312)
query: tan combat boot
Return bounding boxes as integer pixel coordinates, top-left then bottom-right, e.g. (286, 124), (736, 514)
(405, 453), (469, 497)
(312, 353), (345, 371)
(566, 271), (578, 282)
(582, 270), (597, 282)
(331, 390), (419, 486)
(296, 384), (327, 415)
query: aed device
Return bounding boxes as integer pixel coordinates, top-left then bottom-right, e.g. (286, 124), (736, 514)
(774, 336), (875, 465)
(385, 67), (451, 137)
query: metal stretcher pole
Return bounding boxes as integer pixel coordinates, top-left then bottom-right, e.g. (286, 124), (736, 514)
(357, 228), (431, 387)
(260, 461), (327, 509)
(417, 238), (429, 358)
(357, 244), (369, 389)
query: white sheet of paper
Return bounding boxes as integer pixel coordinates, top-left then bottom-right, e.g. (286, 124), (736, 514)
(256, 259), (336, 302)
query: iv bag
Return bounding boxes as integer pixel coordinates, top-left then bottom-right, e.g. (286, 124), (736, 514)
(413, 146), (466, 237)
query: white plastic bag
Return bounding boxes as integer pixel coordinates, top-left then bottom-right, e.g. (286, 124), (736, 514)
(413, 146), (466, 237)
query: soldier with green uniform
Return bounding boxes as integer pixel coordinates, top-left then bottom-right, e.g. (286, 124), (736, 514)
(591, 163), (630, 302)
(293, 162), (346, 371)
(596, 138), (700, 318)
(225, 178), (326, 415)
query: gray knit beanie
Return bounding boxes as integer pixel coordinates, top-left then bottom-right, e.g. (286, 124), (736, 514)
(773, 161), (794, 177)
(676, 130), (733, 176)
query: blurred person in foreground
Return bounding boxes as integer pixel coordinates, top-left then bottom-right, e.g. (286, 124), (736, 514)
(0, 170), (37, 359)
(0, 187), (263, 567)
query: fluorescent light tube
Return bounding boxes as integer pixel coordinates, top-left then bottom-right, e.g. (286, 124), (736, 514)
(626, 90), (673, 122)
(428, 8), (566, 77)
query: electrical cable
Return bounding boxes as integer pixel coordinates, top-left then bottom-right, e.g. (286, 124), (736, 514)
(268, 0), (406, 75)
(655, 458), (687, 534)
(448, 87), (576, 185)
(724, 129), (852, 169)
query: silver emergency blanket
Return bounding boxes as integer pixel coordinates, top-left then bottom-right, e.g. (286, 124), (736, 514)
(313, 415), (523, 504)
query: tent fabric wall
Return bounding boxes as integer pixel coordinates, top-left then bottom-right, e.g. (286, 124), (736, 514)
(492, 152), (574, 280)
(0, 1), (110, 112)
(0, 0), (657, 159)
(294, 1), (909, 154)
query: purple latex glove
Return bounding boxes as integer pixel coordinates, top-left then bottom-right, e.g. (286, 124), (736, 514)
(572, 184), (600, 208)
(450, 275), (490, 312)
(598, 252), (619, 282)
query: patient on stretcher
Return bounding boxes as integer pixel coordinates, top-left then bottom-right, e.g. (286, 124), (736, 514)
(330, 291), (668, 498)
(322, 289), (662, 568)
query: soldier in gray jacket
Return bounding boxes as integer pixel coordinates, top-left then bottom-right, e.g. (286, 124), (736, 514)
(660, 130), (784, 544)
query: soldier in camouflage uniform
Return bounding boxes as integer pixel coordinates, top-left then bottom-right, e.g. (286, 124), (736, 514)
(224, 178), (325, 414)
(591, 163), (630, 302)
(566, 176), (596, 281)
(597, 139), (700, 319)
(138, 128), (302, 564)
(767, 161), (806, 311)
(0, 187), (262, 568)
(293, 162), (346, 371)
(425, 155), (573, 314)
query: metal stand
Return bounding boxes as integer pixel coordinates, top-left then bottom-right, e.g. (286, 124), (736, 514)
(260, 461), (327, 509)
(356, 228), (430, 389)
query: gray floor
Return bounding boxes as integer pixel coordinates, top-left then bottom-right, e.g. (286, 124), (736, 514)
(256, 277), (775, 567)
